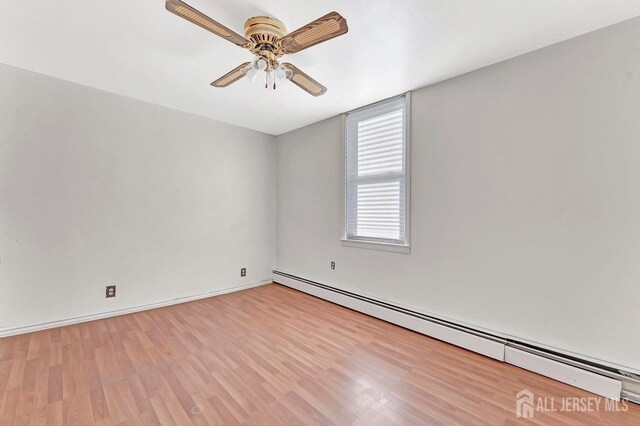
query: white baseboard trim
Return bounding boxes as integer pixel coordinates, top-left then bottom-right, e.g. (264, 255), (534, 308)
(0, 280), (270, 338)
(505, 347), (622, 401)
(273, 270), (626, 401)
(274, 271), (505, 361)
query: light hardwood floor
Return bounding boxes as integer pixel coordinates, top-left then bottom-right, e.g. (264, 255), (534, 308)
(0, 283), (638, 425)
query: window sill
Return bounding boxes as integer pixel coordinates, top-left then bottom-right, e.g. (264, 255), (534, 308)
(341, 238), (411, 254)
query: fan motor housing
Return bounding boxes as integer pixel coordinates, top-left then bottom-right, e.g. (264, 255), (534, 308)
(244, 16), (287, 55)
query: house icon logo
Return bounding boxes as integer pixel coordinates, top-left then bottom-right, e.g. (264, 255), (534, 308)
(517, 389), (535, 419)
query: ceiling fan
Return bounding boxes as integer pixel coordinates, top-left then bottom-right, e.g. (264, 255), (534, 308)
(165, 0), (349, 96)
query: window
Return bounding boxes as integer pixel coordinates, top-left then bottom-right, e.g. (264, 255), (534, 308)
(343, 93), (410, 252)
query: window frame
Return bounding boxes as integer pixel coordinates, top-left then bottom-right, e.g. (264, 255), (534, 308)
(341, 92), (411, 254)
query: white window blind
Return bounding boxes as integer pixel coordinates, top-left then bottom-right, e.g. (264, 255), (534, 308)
(345, 94), (408, 245)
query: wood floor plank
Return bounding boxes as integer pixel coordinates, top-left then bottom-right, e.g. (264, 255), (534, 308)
(0, 283), (639, 425)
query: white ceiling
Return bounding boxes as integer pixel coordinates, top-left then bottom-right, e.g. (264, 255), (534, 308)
(1, 1), (640, 135)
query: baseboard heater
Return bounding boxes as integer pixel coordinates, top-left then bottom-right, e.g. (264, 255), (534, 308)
(273, 270), (640, 404)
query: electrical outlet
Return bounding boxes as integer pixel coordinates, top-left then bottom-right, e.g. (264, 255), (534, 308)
(240, 268), (247, 277)
(106, 285), (116, 298)
(330, 261), (335, 270)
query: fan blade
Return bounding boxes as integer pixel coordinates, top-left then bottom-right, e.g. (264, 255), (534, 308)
(166, 0), (249, 47)
(283, 63), (327, 96)
(211, 62), (251, 87)
(279, 12), (348, 54)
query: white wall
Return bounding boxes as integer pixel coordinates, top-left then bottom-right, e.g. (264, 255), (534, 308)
(276, 17), (640, 372)
(0, 63), (276, 332)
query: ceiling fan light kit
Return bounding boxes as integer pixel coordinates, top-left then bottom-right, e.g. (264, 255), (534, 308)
(165, 0), (348, 96)
(242, 56), (292, 90)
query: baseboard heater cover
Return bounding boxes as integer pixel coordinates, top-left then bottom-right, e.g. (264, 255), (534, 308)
(274, 271), (506, 361)
(273, 270), (628, 401)
(505, 347), (622, 401)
